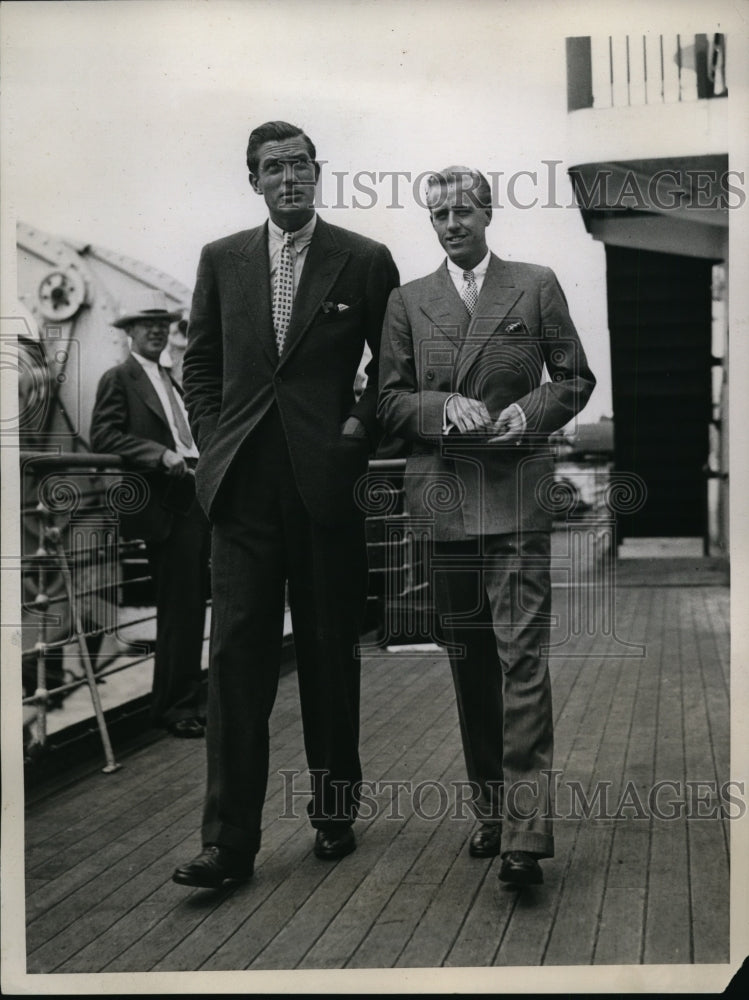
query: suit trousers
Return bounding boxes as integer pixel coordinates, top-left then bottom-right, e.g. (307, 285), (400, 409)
(433, 531), (555, 858)
(202, 407), (367, 856)
(146, 497), (210, 725)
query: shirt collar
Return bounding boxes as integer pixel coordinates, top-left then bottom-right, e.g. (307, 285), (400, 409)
(132, 350), (170, 373)
(446, 248), (491, 281)
(268, 213), (317, 251)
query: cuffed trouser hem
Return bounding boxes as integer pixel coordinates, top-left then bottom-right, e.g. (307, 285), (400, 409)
(500, 832), (554, 859)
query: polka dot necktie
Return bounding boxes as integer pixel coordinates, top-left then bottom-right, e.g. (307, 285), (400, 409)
(461, 269), (478, 315)
(273, 231), (295, 355)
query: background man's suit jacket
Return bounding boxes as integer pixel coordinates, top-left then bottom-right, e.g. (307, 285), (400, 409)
(182, 218), (399, 525)
(378, 254), (596, 539)
(90, 354), (193, 542)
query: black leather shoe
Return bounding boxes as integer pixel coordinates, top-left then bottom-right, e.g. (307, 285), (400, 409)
(313, 827), (356, 860)
(498, 850), (543, 886)
(167, 718), (205, 739)
(469, 823), (502, 857)
(172, 845), (253, 888)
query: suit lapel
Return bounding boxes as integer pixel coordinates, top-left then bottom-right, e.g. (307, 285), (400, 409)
(278, 218), (350, 367)
(418, 264), (470, 348)
(125, 354), (170, 427)
(455, 254), (525, 389)
(228, 224), (278, 367)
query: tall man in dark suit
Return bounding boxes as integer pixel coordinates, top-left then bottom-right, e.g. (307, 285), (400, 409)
(173, 121), (399, 889)
(378, 166), (595, 886)
(90, 291), (210, 738)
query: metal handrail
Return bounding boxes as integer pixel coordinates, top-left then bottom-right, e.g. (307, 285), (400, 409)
(20, 450), (410, 772)
(21, 451), (174, 771)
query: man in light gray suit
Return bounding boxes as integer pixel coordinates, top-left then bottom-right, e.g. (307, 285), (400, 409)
(378, 166), (595, 885)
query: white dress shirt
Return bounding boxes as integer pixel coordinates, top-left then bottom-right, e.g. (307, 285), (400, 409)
(268, 214), (317, 297)
(131, 351), (199, 459)
(445, 248), (491, 296)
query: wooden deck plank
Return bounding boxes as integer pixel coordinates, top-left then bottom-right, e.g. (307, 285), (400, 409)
(33, 660), (332, 971)
(343, 717), (471, 968)
(194, 841), (345, 971)
(89, 663), (432, 971)
(590, 590), (651, 965)
(595, 888), (647, 964)
(692, 590), (730, 786)
(102, 806), (308, 972)
(595, 587), (664, 968)
(345, 882), (437, 969)
(24, 738), (198, 851)
(699, 589), (729, 691)
(504, 587), (645, 966)
(26, 770), (194, 879)
(687, 818), (729, 963)
(344, 793), (466, 967)
(102, 675), (439, 973)
(534, 644), (628, 968)
(25, 689), (308, 924)
(571, 630), (651, 970)
(22, 582), (731, 972)
(298, 705), (465, 968)
(151, 653), (456, 971)
(25, 773), (205, 925)
(442, 865), (515, 968)
(395, 822), (488, 967)
(446, 586), (637, 969)
(25, 769), (206, 933)
(644, 825), (692, 963)
(682, 590), (730, 964)
(27, 797), (206, 972)
(246, 707), (462, 972)
(643, 589), (692, 964)
(61, 750), (311, 973)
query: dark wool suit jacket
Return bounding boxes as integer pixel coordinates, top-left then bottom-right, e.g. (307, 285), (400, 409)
(90, 354), (192, 542)
(377, 254), (596, 539)
(182, 217), (399, 525)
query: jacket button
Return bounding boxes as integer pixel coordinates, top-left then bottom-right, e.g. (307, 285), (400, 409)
(274, 375), (282, 384)
(425, 370), (434, 381)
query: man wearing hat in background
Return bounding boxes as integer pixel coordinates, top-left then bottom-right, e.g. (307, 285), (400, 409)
(90, 290), (210, 738)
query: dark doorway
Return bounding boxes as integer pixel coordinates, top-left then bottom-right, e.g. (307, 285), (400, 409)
(605, 245), (714, 542)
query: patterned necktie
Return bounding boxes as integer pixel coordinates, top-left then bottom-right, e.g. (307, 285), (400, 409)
(158, 367), (193, 449)
(273, 231), (295, 355)
(461, 270), (478, 315)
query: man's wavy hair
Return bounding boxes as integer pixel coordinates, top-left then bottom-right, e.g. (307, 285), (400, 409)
(246, 121), (317, 174)
(425, 165), (493, 216)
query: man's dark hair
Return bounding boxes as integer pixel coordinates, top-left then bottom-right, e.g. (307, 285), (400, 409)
(246, 121), (317, 173)
(425, 165), (493, 214)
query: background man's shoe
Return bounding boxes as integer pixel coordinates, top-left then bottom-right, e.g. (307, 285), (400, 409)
(314, 828), (356, 860)
(498, 850), (543, 886)
(172, 845), (253, 888)
(468, 823), (502, 857)
(166, 718), (205, 739)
